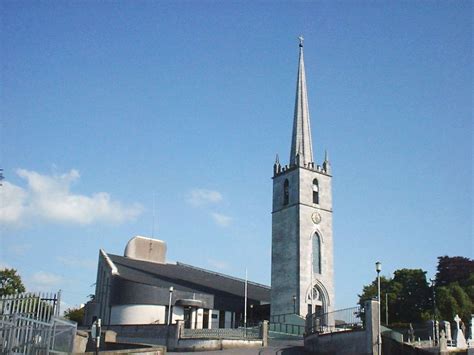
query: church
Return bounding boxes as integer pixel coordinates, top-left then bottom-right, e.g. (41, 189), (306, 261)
(271, 38), (334, 320)
(87, 39), (334, 328)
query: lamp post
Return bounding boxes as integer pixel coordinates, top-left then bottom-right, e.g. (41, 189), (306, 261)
(430, 278), (437, 345)
(293, 295), (297, 314)
(309, 234), (314, 316)
(168, 286), (174, 326)
(375, 261), (382, 355)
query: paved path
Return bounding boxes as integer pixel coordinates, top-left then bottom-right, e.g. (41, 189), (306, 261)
(172, 339), (309, 354)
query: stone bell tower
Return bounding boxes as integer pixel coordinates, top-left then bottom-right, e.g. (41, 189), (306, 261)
(271, 38), (334, 319)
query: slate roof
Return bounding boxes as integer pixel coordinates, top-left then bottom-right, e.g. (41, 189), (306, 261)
(107, 253), (271, 303)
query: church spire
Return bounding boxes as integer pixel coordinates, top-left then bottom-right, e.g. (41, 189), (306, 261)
(290, 36), (314, 167)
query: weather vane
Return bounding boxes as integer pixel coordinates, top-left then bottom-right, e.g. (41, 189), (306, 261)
(298, 36), (304, 47)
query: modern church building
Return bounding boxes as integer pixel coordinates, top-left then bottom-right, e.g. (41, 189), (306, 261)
(271, 38), (334, 319)
(88, 39), (334, 328)
(86, 236), (270, 328)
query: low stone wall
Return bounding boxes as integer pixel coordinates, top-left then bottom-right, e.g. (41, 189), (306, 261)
(106, 323), (179, 349)
(304, 300), (379, 355)
(305, 329), (367, 354)
(104, 321), (266, 352)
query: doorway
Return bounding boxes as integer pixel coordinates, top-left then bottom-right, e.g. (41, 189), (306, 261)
(203, 309), (209, 329)
(184, 307), (192, 328)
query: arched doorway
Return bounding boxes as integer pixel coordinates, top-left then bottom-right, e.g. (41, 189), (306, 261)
(306, 284), (325, 317)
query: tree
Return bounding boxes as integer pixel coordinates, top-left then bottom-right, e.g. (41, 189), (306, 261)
(436, 256), (474, 288)
(358, 269), (431, 324)
(64, 306), (85, 326)
(391, 269), (431, 323)
(358, 276), (402, 325)
(0, 268), (25, 296)
(434, 256), (474, 323)
(437, 283), (473, 322)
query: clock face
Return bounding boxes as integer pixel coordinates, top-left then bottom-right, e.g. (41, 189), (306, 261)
(311, 212), (321, 224)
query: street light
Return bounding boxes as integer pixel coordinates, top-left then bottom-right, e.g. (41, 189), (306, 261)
(430, 278), (437, 345)
(168, 286), (174, 325)
(375, 261), (382, 355)
(293, 295), (297, 314)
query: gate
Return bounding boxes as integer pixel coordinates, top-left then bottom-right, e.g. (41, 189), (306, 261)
(0, 291), (76, 354)
(306, 306), (363, 335)
(0, 292), (61, 323)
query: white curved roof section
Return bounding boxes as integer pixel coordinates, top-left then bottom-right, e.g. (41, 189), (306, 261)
(124, 235), (167, 264)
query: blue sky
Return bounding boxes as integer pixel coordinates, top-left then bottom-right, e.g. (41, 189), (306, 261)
(1, 1), (472, 311)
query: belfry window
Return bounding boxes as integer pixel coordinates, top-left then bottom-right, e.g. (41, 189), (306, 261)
(283, 179), (289, 205)
(312, 179), (319, 204)
(313, 233), (321, 274)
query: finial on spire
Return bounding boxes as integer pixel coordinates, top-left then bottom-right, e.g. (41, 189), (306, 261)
(298, 35), (304, 47)
(273, 153), (282, 176)
(323, 149), (331, 174)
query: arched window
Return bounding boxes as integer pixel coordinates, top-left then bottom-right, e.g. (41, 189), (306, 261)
(283, 179), (289, 205)
(312, 179), (319, 204)
(312, 233), (321, 274)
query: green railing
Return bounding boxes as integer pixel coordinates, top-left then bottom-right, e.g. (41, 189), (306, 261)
(269, 322), (305, 336)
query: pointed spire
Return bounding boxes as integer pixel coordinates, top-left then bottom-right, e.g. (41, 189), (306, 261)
(290, 36), (314, 166)
(273, 153), (281, 176)
(323, 149), (331, 174)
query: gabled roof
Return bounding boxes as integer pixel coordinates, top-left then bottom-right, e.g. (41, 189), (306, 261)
(107, 253), (271, 303)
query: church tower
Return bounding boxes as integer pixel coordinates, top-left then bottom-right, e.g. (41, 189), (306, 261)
(271, 39), (334, 319)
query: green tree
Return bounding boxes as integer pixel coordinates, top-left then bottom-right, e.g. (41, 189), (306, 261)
(391, 269), (431, 323)
(437, 282), (473, 322)
(435, 256), (474, 288)
(434, 256), (474, 322)
(64, 306), (84, 326)
(0, 268), (25, 296)
(358, 269), (431, 324)
(358, 276), (397, 325)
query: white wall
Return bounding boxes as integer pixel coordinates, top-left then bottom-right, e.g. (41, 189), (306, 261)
(172, 306), (184, 323)
(196, 308), (204, 329)
(110, 304), (166, 325)
(207, 311), (212, 329)
(210, 310), (220, 329)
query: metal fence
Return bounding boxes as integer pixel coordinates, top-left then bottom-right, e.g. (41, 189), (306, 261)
(306, 306), (363, 335)
(0, 291), (76, 354)
(181, 325), (262, 340)
(269, 322), (305, 336)
(0, 292), (60, 323)
(269, 313), (304, 324)
(0, 315), (77, 354)
(268, 313), (306, 336)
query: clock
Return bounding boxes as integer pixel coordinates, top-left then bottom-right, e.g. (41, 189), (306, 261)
(311, 212), (321, 224)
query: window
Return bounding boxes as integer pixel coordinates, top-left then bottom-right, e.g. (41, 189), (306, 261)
(312, 179), (319, 204)
(313, 233), (321, 274)
(283, 179), (289, 205)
